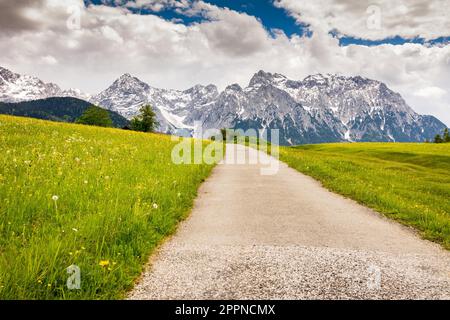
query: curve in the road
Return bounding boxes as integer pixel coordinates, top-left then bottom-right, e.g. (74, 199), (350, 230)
(129, 144), (450, 299)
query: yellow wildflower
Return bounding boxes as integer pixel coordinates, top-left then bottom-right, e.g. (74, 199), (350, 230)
(99, 260), (110, 267)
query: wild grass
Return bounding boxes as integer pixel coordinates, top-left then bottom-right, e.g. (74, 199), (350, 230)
(0, 115), (216, 299)
(280, 143), (450, 250)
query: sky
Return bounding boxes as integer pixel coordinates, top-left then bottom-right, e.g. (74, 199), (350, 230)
(0, 0), (449, 125)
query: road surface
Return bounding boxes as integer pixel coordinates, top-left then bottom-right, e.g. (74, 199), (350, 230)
(129, 144), (450, 299)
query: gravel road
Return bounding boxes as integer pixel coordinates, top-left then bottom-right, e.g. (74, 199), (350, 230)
(129, 144), (450, 299)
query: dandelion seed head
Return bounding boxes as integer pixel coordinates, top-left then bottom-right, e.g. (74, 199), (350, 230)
(152, 203), (158, 209)
(52, 195), (59, 201)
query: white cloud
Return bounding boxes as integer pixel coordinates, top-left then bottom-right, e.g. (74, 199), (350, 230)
(96, 0), (192, 12)
(40, 55), (58, 65)
(0, 0), (449, 126)
(414, 86), (447, 99)
(101, 25), (124, 43)
(274, 0), (450, 41)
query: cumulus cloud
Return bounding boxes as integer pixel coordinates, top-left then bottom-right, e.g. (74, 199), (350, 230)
(0, 0), (448, 125)
(414, 87), (447, 99)
(91, 0), (192, 12)
(0, 0), (46, 33)
(274, 0), (450, 41)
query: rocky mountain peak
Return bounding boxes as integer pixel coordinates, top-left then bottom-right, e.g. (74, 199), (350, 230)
(248, 70), (286, 87)
(225, 83), (243, 92)
(110, 73), (150, 93)
(184, 84), (218, 96)
(0, 67), (19, 83)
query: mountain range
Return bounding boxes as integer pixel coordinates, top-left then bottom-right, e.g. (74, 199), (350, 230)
(0, 66), (446, 145)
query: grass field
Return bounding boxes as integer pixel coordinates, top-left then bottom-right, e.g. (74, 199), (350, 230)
(0, 115), (217, 299)
(280, 143), (450, 249)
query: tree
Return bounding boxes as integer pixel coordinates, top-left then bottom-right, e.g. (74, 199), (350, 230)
(434, 134), (443, 143)
(444, 128), (450, 143)
(130, 104), (159, 133)
(220, 128), (227, 141)
(76, 106), (113, 127)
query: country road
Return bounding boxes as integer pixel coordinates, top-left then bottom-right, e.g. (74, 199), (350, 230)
(129, 144), (450, 299)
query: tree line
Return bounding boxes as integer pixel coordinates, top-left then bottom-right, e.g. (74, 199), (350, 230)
(432, 128), (450, 143)
(76, 104), (158, 133)
(76, 104), (450, 144)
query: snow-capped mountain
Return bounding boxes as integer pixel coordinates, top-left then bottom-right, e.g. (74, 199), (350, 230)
(92, 70), (446, 144)
(247, 71), (445, 143)
(0, 66), (446, 144)
(0, 66), (90, 102)
(91, 73), (219, 133)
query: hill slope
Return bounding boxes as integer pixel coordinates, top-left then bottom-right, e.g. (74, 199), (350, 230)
(0, 97), (129, 128)
(0, 115), (216, 299)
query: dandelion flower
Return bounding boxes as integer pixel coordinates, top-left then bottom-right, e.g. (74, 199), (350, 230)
(52, 195), (59, 201)
(152, 203), (158, 209)
(84, 180), (88, 184)
(99, 260), (110, 267)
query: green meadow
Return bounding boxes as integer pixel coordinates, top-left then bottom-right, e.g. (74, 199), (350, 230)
(280, 143), (450, 249)
(0, 115), (216, 299)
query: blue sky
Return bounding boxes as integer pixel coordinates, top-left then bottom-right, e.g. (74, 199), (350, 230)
(85, 0), (449, 46)
(85, 0), (310, 37)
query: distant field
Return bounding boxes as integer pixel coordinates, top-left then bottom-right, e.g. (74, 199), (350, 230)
(0, 115), (216, 299)
(280, 143), (450, 250)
